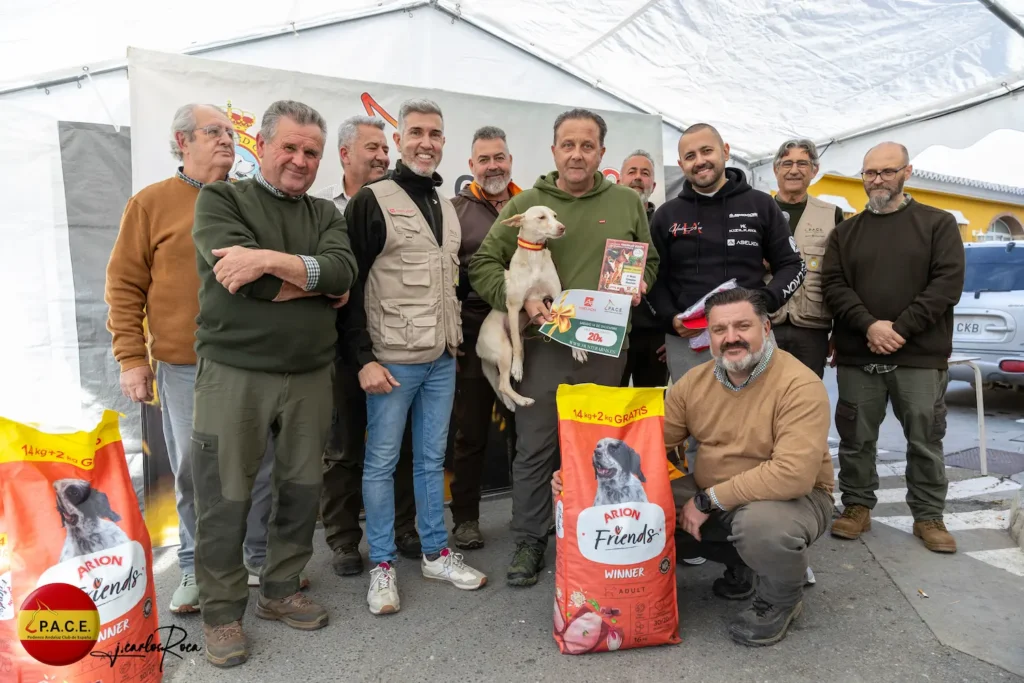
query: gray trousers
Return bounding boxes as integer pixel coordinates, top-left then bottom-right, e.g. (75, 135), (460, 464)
(664, 335), (712, 467)
(156, 362), (273, 574)
(671, 475), (832, 608)
(514, 337), (626, 547)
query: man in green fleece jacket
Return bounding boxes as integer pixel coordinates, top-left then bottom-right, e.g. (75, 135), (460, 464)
(190, 100), (357, 668)
(469, 108), (659, 587)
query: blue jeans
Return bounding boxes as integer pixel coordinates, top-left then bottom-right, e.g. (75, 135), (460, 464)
(156, 362), (273, 573)
(363, 353), (456, 564)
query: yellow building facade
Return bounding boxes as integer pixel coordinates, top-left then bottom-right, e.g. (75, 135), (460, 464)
(804, 172), (1024, 242)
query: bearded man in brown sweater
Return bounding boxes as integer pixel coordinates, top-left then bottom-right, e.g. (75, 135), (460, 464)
(823, 142), (965, 554)
(551, 287), (834, 647)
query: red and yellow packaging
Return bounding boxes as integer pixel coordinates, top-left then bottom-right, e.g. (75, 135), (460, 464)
(553, 384), (681, 654)
(0, 410), (163, 681)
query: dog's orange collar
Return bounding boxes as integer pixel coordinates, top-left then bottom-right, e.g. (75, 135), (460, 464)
(517, 238), (544, 251)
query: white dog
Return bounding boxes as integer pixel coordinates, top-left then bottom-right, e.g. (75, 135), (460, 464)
(476, 205), (587, 411)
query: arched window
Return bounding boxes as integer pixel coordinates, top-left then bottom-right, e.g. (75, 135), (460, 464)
(986, 214), (1024, 240)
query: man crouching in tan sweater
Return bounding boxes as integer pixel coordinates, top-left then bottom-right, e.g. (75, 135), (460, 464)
(553, 286), (833, 647)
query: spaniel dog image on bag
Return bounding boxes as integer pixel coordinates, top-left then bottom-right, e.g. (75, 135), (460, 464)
(54, 478), (130, 562)
(592, 438), (649, 507)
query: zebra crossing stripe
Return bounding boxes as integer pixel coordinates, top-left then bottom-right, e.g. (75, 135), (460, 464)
(873, 509), (1012, 534)
(964, 549), (1024, 578)
(833, 476), (1021, 506)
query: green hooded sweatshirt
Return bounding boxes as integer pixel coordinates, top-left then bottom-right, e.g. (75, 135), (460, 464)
(468, 171), (659, 330)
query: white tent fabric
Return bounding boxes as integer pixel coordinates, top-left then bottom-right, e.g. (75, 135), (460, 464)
(3, 0), (1024, 163)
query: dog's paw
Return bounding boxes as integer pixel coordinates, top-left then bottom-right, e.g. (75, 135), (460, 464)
(572, 349), (589, 364)
(511, 357), (524, 382)
(515, 396), (536, 408)
(499, 394), (519, 413)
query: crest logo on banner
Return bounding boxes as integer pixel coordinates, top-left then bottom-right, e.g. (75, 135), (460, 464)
(226, 100), (260, 181)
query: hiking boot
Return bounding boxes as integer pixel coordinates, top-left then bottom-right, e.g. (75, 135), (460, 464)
(169, 572), (199, 613)
(507, 541), (545, 587)
(422, 548), (487, 589)
(203, 621), (247, 668)
(255, 592), (328, 631)
(728, 597), (803, 647)
(368, 562), (400, 615)
(913, 519), (957, 553)
(395, 530), (422, 559)
(332, 544), (364, 576)
(712, 565), (754, 600)
(244, 561), (310, 591)
(831, 504), (871, 540)
(452, 521), (485, 550)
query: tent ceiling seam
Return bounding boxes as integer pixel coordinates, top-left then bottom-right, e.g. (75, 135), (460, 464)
(560, 0), (662, 64)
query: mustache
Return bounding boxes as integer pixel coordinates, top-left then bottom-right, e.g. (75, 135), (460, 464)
(629, 180), (645, 187)
(720, 340), (750, 353)
(694, 163), (714, 173)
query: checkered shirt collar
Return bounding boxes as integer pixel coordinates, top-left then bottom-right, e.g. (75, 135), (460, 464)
(713, 340), (775, 392)
(254, 168), (302, 201)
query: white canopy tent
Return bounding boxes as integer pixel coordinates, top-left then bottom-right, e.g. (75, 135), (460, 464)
(3, 0), (1024, 182)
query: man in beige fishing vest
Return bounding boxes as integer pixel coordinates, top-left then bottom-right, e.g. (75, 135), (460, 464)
(340, 98), (488, 617)
(767, 138), (845, 378)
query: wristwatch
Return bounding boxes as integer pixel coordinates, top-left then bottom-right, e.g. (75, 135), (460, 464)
(693, 490), (714, 514)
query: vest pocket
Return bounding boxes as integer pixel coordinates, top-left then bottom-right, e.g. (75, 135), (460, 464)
(400, 252), (432, 287)
(795, 244), (828, 320)
(380, 300), (438, 350)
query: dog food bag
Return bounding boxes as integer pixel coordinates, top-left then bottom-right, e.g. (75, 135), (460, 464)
(0, 410), (163, 682)
(553, 384), (681, 654)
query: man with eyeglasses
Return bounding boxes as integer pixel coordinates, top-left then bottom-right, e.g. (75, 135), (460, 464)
(822, 141), (965, 554)
(106, 103), (290, 617)
(767, 139), (845, 378)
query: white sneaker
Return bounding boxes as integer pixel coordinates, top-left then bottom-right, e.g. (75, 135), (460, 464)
(367, 562), (400, 615)
(682, 556), (707, 566)
(421, 548), (487, 590)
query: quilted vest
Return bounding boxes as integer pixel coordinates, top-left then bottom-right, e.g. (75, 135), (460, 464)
(770, 195), (838, 329)
(364, 179), (463, 364)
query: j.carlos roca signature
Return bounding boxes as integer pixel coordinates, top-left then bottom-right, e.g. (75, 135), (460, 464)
(90, 625), (200, 671)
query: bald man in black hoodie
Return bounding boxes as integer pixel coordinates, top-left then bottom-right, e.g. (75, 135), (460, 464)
(649, 124), (806, 385)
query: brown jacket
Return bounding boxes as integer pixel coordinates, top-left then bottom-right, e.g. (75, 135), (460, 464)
(452, 180), (522, 332)
(663, 349), (834, 509)
(105, 176), (202, 371)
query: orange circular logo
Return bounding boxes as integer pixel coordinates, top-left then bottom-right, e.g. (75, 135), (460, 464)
(18, 583), (100, 666)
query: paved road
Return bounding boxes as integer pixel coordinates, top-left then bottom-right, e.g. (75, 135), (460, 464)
(147, 372), (1024, 682)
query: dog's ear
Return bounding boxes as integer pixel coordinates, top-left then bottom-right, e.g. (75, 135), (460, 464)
(630, 448), (646, 483)
(501, 213), (524, 228)
(92, 490), (122, 523)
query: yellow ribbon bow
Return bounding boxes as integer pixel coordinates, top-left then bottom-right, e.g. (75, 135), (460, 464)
(547, 303), (577, 334)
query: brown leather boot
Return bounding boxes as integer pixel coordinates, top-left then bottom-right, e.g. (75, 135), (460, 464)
(831, 504), (871, 540)
(203, 621), (248, 668)
(913, 519), (957, 553)
(255, 592), (329, 630)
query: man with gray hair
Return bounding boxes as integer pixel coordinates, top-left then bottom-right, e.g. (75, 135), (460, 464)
(448, 124), (523, 550)
(314, 115), (422, 577)
(341, 98), (488, 616)
(105, 102), (284, 616)
(767, 138), (845, 378)
(190, 99), (357, 667)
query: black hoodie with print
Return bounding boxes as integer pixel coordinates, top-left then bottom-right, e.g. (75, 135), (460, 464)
(648, 167), (806, 330)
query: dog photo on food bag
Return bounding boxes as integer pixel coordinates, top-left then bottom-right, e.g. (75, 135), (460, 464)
(54, 478), (130, 562)
(592, 438), (648, 506)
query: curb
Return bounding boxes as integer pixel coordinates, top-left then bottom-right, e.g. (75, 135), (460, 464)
(1011, 488), (1024, 551)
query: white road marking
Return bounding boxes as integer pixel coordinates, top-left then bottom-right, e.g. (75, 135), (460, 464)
(833, 476), (1021, 505)
(965, 548), (1024, 578)
(153, 547), (179, 576)
(873, 509), (1011, 534)
(830, 447), (889, 458)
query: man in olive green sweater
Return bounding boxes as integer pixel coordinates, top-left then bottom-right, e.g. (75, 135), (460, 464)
(469, 108), (658, 587)
(191, 100), (357, 669)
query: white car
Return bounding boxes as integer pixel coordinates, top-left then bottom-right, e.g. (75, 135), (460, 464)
(949, 239), (1024, 389)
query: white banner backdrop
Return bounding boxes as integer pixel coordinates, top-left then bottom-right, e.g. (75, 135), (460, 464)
(127, 48), (665, 203)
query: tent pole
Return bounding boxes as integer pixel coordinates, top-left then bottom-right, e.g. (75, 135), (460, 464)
(977, 0), (1024, 40)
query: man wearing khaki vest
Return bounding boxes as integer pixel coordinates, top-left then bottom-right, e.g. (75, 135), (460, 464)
(767, 139), (845, 378)
(341, 98), (488, 616)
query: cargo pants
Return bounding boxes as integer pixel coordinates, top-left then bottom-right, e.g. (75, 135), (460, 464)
(514, 336), (626, 549)
(834, 365), (949, 520)
(671, 475), (833, 608)
(191, 357), (333, 626)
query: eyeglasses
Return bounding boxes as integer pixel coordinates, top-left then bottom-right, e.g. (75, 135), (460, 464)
(196, 124), (238, 142)
(861, 165), (907, 181)
(778, 160), (812, 170)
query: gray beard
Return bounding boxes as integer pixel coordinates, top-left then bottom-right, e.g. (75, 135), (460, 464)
(481, 175), (509, 195)
(713, 334), (770, 375)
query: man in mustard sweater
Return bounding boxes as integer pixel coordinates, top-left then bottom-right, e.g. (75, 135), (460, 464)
(554, 286), (834, 646)
(470, 108), (659, 587)
(104, 103), (286, 616)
